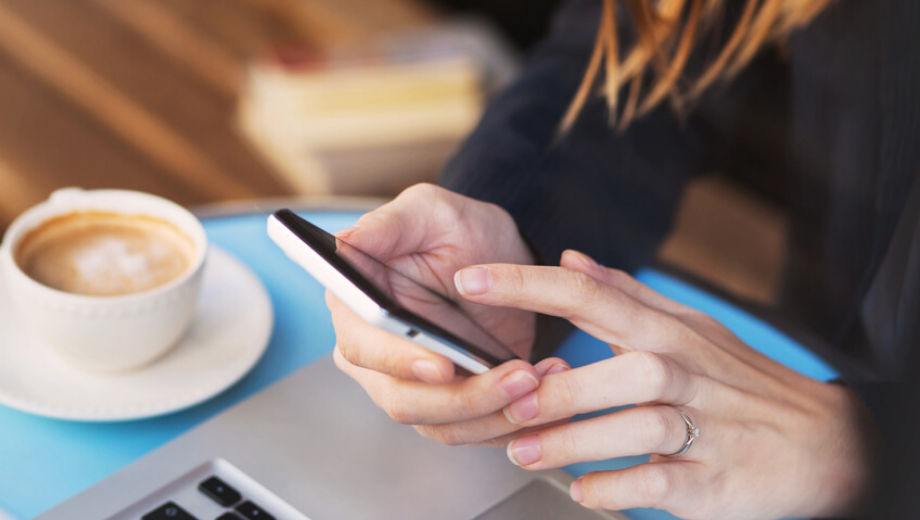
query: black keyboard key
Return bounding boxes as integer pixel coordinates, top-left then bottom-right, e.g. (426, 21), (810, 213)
(215, 513), (243, 520)
(143, 501), (199, 520)
(235, 501), (275, 520)
(198, 476), (242, 507)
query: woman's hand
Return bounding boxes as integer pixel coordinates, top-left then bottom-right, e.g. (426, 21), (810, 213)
(449, 250), (874, 520)
(330, 183), (569, 444)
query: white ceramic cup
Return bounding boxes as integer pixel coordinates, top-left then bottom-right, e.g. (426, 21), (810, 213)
(0, 188), (208, 372)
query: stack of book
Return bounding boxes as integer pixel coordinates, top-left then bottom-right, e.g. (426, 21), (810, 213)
(238, 21), (518, 196)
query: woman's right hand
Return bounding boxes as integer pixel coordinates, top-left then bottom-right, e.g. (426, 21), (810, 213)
(328, 183), (569, 443)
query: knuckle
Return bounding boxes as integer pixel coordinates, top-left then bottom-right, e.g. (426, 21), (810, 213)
(413, 425), (436, 440)
(551, 373), (585, 414)
(407, 184), (463, 221)
(679, 308), (718, 329)
(501, 264), (527, 297)
(401, 182), (438, 199)
(482, 202), (518, 235)
(570, 271), (601, 306)
(632, 351), (674, 401)
(379, 390), (413, 425)
(338, 337), (363, 367)
(636, 464), (673, 505)
(436, 427), (469, 446)
(335, 340), (353, 366)
(475, 437), (508, 448)
(381, 352), (409, 379)
(556, 429), (579, 464)
(638, 407), (676, 453)
(451, 388), (482, 418)
(692, 310), (717, 327)
(605, 268), (632, 287)
(372, 209), (404, 239)
(385, 405), (413, 425)
(415, 425), (465, 446)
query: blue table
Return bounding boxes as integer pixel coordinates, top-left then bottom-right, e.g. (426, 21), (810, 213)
(0, 210), (839, 520)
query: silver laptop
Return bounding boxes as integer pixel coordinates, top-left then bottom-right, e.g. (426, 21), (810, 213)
(35, 356), (624, 520)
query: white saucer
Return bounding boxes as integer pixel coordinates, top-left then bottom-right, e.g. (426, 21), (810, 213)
(0, 246), (273, 421)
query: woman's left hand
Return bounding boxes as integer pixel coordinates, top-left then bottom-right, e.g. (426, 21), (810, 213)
(446, 250), (874, 520)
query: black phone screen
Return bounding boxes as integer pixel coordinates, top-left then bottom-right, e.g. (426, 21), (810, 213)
(273, 210), (518, 367)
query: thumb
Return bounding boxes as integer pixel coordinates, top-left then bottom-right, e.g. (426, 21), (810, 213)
(333, 186), (443, 261)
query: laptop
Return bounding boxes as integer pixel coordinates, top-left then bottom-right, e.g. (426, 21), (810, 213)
(34, 355), (624, 520)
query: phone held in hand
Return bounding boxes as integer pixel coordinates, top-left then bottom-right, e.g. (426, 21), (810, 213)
(267, 209), (519, 373)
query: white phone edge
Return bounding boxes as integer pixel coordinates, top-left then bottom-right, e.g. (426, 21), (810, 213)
(267, 215), (491, 374)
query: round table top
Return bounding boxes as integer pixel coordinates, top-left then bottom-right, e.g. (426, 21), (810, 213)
(0, 208), (837, 520)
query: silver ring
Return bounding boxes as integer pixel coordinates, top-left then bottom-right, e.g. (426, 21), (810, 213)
(662, 412), (700, 458)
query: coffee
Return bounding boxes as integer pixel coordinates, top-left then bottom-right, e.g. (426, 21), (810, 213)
(15, 211), (195, 297)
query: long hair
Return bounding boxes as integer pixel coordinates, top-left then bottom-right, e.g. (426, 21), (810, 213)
(561, 0), (834, 132)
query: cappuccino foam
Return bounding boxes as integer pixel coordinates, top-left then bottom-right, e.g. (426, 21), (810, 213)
(16, 211), (195, 296)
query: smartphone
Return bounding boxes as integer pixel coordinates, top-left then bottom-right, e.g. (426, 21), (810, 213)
(267, 209), (519, 373)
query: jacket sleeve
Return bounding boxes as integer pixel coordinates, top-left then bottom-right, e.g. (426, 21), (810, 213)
(439, 0), (712, 273)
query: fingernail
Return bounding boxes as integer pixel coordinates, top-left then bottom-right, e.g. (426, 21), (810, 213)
(455, 267), (490, 295)
(412, 360), (445, 384)
(499, 370), (538, 400)
(334, 226), (359, 239)
(571, 479), (584, 502)
(546, 364), (570, 375)
(503, 392), (538, 424)
(507, 434), (541, 467)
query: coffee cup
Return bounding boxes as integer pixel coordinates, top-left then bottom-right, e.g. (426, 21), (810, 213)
(0, 188), (208, 372)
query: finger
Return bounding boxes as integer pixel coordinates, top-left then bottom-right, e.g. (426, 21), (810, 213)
(572, 462), (702, 514)
(413, 412), (571, 447)
(534, 357), (570, 377)
(504, 351), (698, 426)
(560, 250), (691, 316)
(559, 251), (805, 387)
(506, 405), (697, 469)
(411, 360), (573, 446)
(334, 347), (540, 425)
(327, 291), (455, 384)
(332, 183), (446, 261)
(454, 264), (684, 353)
(467, 418), (572, 448)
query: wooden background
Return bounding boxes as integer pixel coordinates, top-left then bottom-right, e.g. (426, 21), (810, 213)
(0, 0), (433, 227)
(0, 0), (785, 304)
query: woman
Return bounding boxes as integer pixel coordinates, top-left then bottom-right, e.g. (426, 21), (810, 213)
(327, 0), (919, 518)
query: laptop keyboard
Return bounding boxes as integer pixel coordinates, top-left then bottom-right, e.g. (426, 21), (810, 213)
(106, 459), (309, 520)
(142, 502), (198, 520)
(141, 476), (276, 520)
(198, 476), (243, 507)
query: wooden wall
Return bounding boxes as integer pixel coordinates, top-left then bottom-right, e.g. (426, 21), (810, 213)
(0, 0), (432, 230)
(0, 0), (784, 304)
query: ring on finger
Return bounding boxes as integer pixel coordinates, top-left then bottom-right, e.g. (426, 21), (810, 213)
(661, 412), (699, 458)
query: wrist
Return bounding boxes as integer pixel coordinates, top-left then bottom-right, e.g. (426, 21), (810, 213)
(813, 385), (879, 518)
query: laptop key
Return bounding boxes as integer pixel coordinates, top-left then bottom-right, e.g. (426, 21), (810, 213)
(215, 513), (244, 520)
(198, 476), (243, 507)
(235, 500), (275, 520)
(143, 501), (199, 520)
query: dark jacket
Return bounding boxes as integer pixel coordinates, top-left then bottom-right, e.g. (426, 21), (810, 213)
(441, 0), (918, 382)
(440, 0), (920, 516)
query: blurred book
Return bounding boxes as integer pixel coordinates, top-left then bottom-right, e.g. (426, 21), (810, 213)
(238, 19), (518, 196)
